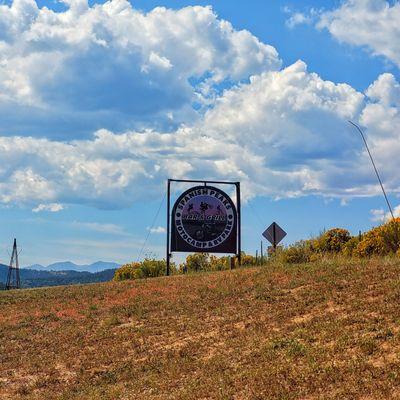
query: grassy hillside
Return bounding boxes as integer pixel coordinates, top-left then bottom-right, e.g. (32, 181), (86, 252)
(1, 258), (400, 399)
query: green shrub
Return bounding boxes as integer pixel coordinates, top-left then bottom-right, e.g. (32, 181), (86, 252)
(342, 236), (360, 257)
(241, 253), (257, 266)
(271, 220), (400, 261)
(181, 253), (253, 272)
(277, 241), (313, 264)
(139, 259), (169, 278)
(184, 253), (210, 272)
(275, 228), (353, 263)
(113, 220), (400, 276)
(182, 253), (234, 272)
(209, 255), (230, 271)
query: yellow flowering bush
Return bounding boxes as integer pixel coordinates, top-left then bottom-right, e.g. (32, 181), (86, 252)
(113, 259), (173, 281)
(316, 228), (351, 253)
(113, 262), (142, 281)
(355, 218), (400, 257)
(354, 227), (386, 257)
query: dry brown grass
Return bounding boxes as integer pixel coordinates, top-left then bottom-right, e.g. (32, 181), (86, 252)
(1, 258), (400, 399)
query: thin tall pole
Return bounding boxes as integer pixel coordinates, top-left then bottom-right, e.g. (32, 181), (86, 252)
(349, 121), (395, 220)
(236, 182), (241, 266)
(166, 179), (171, 276)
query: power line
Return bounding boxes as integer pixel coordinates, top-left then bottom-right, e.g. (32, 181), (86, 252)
(349, 121), (394, 220)
(248, 199), (265, 231)
(136, 192), (166, 261)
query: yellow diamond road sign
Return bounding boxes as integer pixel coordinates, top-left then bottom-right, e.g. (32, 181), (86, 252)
(263, 222), (287, 246)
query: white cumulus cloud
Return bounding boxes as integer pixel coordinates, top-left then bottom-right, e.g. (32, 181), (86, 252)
(2, 62), (399, 208)
(284, 6), (316, 29)
(317, 0), (400, 68)
(0, 0), (280, 137)
(0, 1), (399, 211)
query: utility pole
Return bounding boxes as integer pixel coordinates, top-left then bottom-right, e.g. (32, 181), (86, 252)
(349, 121), (394, 220)
(6, 239), (20, 290)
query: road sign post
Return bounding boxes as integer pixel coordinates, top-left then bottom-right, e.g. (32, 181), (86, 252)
(263, 222), (287, 254)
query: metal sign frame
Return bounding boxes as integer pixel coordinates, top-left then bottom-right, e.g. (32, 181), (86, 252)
(166, 179), (241, 275)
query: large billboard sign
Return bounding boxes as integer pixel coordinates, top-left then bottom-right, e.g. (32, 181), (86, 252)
(171, 185), (238, 253)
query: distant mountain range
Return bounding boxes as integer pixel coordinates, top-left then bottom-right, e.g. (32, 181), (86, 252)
(25, 261), (120, 273)
(0, 262), (120, 289)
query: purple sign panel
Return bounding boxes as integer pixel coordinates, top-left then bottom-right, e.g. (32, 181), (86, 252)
(171, 186), (237, 253)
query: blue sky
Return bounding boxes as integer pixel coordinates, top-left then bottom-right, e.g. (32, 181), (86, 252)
(131, 0), (395, 89)
(0, 0), (399, 266)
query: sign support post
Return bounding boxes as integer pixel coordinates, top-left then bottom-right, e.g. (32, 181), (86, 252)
(236, 182), (241, 266)
(166, 179), (171, 276)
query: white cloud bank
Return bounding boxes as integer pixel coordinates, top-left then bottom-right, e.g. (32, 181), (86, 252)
(0, 0), (280, 137)
(370, 205), (400, 222)
(0, 0), (399, 210)
(32, 203), (64, 212)
(2, 63), (399, 208)
(317, 0), (400, 68)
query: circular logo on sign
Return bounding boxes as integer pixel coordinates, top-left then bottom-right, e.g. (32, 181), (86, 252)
(173, 186), (237, 250)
